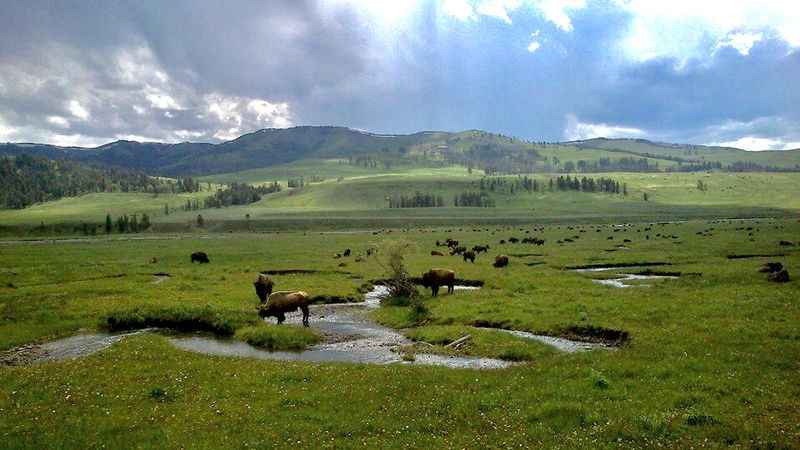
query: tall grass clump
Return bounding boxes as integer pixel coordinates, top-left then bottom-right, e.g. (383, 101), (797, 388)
(102, 305), (255, 336)
(235, 324), (320, 351)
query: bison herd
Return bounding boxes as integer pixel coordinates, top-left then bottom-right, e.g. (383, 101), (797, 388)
(434, 237), (509, 269)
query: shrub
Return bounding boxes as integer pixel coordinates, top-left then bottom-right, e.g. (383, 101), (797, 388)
(235, 324), (320, 351)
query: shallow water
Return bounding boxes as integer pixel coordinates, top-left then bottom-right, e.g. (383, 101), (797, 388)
(491, 328), (610, 352)
(591, 273), (677, 288)
(3, 285), (603, 369)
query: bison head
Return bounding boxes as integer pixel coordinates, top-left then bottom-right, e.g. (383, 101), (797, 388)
(253, 274), (274, 303)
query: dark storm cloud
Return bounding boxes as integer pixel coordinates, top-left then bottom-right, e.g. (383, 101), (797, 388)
(0, 0), (798, 149)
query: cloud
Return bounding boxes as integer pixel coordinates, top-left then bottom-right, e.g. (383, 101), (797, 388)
(563, 114), (645, 140)
(476, 0), (521, 24)
(715, 31), (764, 56)
(617, 0), (800, 62)
(441, 0), (477, 21)
(712, 136), (800, 151)
(535, 0), (586, 32)
(68, 100), (90, 120)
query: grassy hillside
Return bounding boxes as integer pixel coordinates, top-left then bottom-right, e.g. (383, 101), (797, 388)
(572, 138), (800, 169)
(2, 170), (798, 229)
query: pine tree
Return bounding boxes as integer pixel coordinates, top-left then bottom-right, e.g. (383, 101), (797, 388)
(105, 214), (112, 234)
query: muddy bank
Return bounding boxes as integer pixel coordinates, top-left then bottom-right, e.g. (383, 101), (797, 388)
(726, 254), (786, 260)
(261, 269), (352, 275)
(472, 321), (628, 350)
(567, 262), (671, 271)
(0, 330), (149, 366)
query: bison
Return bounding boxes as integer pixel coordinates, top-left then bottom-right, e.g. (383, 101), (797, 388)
(759, 262), (783, 273)
(463, 250), (476, 263)
(768, 270), (790, 283)
(190, 252), (210, 264)
(343, 248), (351, 256)
(253, 274), (311, 326)
(493, 255), (509, 268)
(421, 268), (455, 296)
(450, 246), (467, 256)
(472, 245), (490, 254)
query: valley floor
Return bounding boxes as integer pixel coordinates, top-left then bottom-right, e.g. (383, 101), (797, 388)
(1, 218), (799, 448)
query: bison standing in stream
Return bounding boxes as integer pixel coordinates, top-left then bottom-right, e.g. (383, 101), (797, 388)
(421, 268), (455, 297)
(253, 274), (312, 326)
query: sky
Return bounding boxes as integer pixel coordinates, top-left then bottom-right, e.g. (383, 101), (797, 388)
(0, 0), (798, 150)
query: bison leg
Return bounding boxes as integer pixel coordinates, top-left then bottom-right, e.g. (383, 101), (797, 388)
(431, 285), (438, 297)
(276, 312), (286, 325)
(448, 284), (454, 294)
(300, 305), (310, 327)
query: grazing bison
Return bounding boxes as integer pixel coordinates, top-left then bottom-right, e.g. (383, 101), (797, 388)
(431, 250), (444, 256)
(472, 245), (490, 254)
(463, 250), (476, 263)
(253, 274), (312, 326)
(343, 248), (351, 256)
(421, 268), (455, 296)
(493, 255), (509, 268)
(450, 246), (467, 256)
(190, 252), (210, 264)
(508, 237), (519, 244)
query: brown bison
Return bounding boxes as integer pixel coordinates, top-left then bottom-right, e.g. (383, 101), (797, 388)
(253, 274), (311, 326)
(421, 268), (455, 296)
(472, 245), (490, 253)
(431, 250), (444, 256)
(463, 250), (476, 263)
(768, 270), (790, 283)
(190, 252), (210, 264)
(493, 255), (509, 268)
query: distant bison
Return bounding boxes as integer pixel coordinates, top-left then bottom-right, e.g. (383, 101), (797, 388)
(779, 240), (795, 247)
(472, 245), (490, 254)
(431, 250), (444, 256)
(254, 274), (311, 326)
(493, 255), (509, 268)
(421, 268), (455, 296)
(768, 270), (790, 283)
(190, 252), (210, 264)
(463, 250), (476, 263)
(759, 262), (783, 273)
(343, 248), (351, 256)
(450, 246), (467, 256)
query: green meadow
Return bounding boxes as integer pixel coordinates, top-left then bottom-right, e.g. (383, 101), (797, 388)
(1, 217), (799, 448)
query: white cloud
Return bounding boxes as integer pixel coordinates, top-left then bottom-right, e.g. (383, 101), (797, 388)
(617, 0), (800, 62)
(68, 100), (90, 120)
(441, 0), (476, 21)
(46, 116), (70, 129)
(712, 136), (800, 151)
(536, 0), (586, 32)
(527, 30), (542, 52)
(563, 114), (645, 140)
(714, 31), (764, 55)
(476, 0), (521, 24)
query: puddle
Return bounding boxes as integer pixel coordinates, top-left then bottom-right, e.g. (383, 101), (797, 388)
(571, 264), (678, 288)
(569, 262), (671, 272)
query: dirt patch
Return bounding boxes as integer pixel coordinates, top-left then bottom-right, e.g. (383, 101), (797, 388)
(261, 269), (352, 275)
(567, 262), (671, 270)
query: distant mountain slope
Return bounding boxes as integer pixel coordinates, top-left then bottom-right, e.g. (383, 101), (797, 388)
(0, 127), (540, 177)
(3, 127), (800, 177)
(568, 138), (800, 169)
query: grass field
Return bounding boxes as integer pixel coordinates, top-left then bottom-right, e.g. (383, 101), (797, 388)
(1, 218), (799, 448)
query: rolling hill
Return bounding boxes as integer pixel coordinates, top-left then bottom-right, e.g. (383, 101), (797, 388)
(4, 127), (800, 178)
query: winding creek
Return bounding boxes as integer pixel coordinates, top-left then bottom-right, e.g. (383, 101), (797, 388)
(2, 284), (613, 369)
